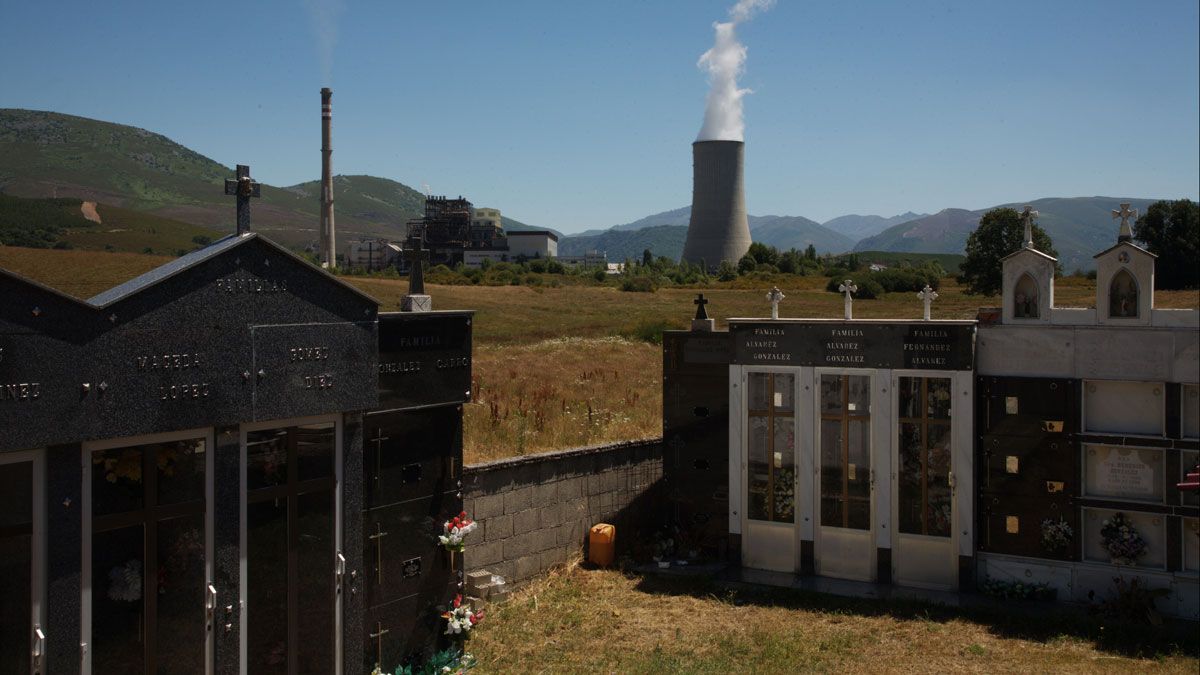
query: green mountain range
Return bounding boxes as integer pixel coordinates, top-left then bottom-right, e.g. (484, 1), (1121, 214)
(852, 197), (1163, 272)
(561, 206), (855, 260)
(0, 108), (537, 250)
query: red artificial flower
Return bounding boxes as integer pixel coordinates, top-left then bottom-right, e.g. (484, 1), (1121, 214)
(453, 594), (462, 608)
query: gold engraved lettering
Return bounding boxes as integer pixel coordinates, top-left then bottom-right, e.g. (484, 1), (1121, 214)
(752, 328), (784, 336)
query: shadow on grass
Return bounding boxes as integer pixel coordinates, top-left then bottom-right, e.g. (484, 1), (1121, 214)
(626, 572), (1198, 660)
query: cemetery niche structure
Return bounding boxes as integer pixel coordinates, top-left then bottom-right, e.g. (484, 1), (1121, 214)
(663, 208), (1198, 618)
(0, 229), (472, 673)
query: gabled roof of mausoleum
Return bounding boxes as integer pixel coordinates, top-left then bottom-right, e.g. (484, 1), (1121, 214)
(1093, 239), (1156, 260)
(1000, 246), (1057, 262)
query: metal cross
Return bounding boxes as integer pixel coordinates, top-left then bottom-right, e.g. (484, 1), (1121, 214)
(405, 229), (429, 295)
(693, 293), (710, 320)
(1112, 202), (1137, 242)
(918, 284), (939, 321)
(766, 287), (785, 320)
(368, 621), (390, 670)
(368, 522), (389, 584)
(839, 280), (857, 320)
(223, 164), (261, 236)
(1019, 205), (1039, 249)
(370, 428), (389, 492)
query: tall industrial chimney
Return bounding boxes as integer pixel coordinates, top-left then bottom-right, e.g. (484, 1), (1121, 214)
(320, 87), (336, 268)
(680, 140), (750, 270)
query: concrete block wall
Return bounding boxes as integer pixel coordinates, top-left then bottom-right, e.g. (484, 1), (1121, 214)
(462, 438), (663, 586)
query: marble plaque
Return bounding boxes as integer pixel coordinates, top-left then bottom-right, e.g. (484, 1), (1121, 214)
(1085, 445), (1163, 502)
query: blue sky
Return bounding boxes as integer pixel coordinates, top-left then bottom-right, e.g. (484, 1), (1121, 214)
(1, 1), (1197, 233)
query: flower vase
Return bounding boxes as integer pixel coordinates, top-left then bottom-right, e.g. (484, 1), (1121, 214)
(1110, 556), (1134, 567)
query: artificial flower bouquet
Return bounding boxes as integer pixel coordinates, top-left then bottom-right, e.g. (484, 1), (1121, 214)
(1040, 516), (1073, 554)
(1100, 512), (1147, 566)
(442, 594), (483, 636)
(439, 512), (478, 553)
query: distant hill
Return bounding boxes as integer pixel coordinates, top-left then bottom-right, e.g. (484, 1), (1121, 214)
(558, 224), (688, 261)
(567, 206), (854, 260)
(0, 108), (543, 249)
(749, 214), (854, 254)
(852, 250), (967, 274)
(853, 197), (1162, 271)
(0, 193), (218, 253)
(822, 212), (927, 240)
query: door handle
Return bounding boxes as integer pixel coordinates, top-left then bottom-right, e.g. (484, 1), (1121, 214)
(32, 627), (45, 672)
(205, 584), (217, 631)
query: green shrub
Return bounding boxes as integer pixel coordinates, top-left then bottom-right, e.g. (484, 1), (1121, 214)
(593, 268), (608, 282)
(620, 276), (658, 293)
(825, 276), (885, 299)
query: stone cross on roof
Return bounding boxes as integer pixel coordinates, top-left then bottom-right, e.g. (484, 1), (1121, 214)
(1112, 202), (1138, 242)
(693, 293), (709, 320)
(405, 231), (428, 296)
(1020, 205), (1039, 249)
(839, 280), (857, 320)
(918, 284), (939, 321)
(766, 287), (785, 320)
(223, 164), (261, 236)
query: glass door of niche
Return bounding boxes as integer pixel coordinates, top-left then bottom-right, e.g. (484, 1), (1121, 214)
(1, 451), (44, 675)
(816, 373), (874, 581)
(243, 420), (340, 675)
(893, 376), (957, 589)
(742, 371), (797, 572)
(83, 433), (212, 674)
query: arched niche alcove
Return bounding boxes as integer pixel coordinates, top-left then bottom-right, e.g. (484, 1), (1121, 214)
(1013, 273), (1040, 319)
(1108, 268), (1139, 318)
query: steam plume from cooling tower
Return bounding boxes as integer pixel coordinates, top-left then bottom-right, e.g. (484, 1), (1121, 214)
(696, 0), (774, 142)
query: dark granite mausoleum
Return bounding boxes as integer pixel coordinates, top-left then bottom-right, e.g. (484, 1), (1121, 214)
(1, 232), (472, 673)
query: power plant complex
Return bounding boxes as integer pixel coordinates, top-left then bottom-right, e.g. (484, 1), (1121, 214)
(680, 140), (752, 270)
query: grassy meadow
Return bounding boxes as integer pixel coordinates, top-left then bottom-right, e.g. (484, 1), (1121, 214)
(2, 247), (1197, 464)
(468, 562), (1198, 674)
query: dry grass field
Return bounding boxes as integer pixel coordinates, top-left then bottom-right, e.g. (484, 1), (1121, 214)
(3, 247), (1197, 464)
(469, 562), (1198, 674)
